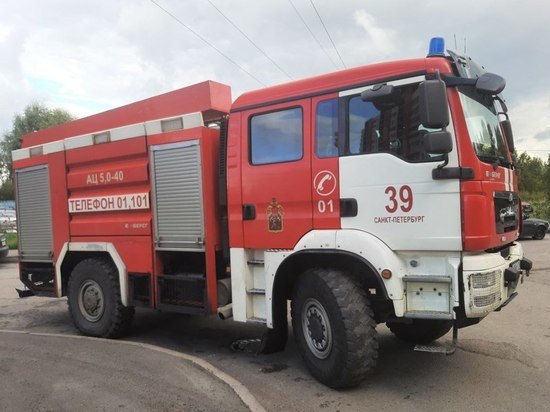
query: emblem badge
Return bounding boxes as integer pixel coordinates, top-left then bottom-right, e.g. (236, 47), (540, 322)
(267, 198), (284, 233)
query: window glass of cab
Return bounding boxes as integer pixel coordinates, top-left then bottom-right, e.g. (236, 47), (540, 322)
(250, 107), (303, 165)
(347, 83), (444, 162)
(315, 99), (339, 158)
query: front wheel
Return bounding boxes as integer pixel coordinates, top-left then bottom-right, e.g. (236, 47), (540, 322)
(68, 258), (134, 338)
(533, 226), (546, 240)
(291, 269), (378, 388)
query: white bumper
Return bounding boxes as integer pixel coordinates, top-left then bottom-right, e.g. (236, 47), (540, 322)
(462, 242), (524, 318)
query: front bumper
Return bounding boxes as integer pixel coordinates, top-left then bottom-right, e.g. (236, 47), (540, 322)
(462, 242), (527, 318)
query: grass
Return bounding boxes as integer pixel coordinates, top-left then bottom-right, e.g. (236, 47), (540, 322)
(6, 232), (17, 249)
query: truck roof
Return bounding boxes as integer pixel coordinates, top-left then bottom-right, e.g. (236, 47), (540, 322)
(21, 80), (232, 148)
(231, 57), (451, 112)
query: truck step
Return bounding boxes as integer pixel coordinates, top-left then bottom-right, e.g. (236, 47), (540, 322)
(247, 259), (264, 266)
(246, 288), (265, 295)
(248, 317), (267, 324)
(414, 342), (454, 355)
(414, 323), (458, 355)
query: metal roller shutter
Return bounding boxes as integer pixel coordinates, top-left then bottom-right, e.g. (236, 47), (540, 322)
(151, 140), (205, 251)
(15, 165), (53, 262)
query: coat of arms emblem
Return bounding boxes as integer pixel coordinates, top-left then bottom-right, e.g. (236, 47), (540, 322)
(266, 198), (284, 233)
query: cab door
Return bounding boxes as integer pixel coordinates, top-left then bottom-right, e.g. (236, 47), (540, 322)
(241, 100), (312, 249)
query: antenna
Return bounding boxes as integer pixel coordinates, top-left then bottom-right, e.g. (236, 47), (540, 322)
(454, 34), (457, 50)
(464, 37), (467, 53)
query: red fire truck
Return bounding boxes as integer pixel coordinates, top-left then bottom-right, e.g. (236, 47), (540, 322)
(13, 38), (532, 388)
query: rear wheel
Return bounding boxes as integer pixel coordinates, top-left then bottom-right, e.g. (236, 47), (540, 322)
(387, 319), (452, 344)
(291, 269), (378, 388)
(533, 226), (546, 240)
(68, 258), (134, 338)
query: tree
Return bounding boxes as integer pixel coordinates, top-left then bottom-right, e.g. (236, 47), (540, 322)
(516, 152), (545, 195)
(0, 103), (74, 182)
(545, 155), (550, 200)
(0, 179), (13, 201)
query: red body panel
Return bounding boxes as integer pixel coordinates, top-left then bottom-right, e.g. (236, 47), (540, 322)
(76, 236), (154, 275)
(16, 83), (229, 313)
(146, 127), (222, 313)
(447, 89), (518, 250)
(226, 113), (244, 248)
(311, 94), (340, 229)
(13, 153), (70, 264)
(239, 99), (313, 249)
(66, 137), (151, 238)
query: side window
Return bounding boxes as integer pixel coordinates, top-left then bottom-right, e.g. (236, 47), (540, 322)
(349, 97), (380, 154)
(250, 108), (303, 165)
(347, 84), (444, 162)
(315, 99), (339, 158)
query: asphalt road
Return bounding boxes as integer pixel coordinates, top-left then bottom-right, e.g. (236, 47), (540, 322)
(1, 239), (549, 411)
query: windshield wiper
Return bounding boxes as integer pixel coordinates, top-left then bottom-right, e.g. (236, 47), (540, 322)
(497, 155), (512, 168)
(478, 154), (512, 169)
(477, 154), (500, 169)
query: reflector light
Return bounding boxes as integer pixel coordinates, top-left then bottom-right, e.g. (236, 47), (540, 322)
(93, 132), (111, 145)
(381, 269), (392, 279)
(161, 117), (184, 133)
(428, 37), (445, 57)
(29, 146), (43, 157)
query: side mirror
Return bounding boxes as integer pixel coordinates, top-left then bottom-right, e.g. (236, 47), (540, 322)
(500, 119), (515, 152)
(476, 73), (506, 95)
(423, 131), (453, 154)
(418, 79), (449, 128)
(361, 84), (400, 109)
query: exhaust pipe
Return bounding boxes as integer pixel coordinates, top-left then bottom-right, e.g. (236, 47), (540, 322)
(217, 303), (233, 320)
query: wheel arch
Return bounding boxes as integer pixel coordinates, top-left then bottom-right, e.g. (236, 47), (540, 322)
(56, 242), (128, 306)
(271, 249), (390, 320)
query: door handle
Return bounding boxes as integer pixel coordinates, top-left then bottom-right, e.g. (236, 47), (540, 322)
(243, 204), (256, 220)
(340, 198), (358, 217)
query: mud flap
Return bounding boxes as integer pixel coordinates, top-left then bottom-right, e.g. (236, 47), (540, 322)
(16, 288), (34, 298)
(258, 298), (288, 354)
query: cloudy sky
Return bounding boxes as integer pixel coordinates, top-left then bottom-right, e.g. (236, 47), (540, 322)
(1, 0), (549, 157)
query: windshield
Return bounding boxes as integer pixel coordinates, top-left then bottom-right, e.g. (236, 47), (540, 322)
(458, 87), (510, 167)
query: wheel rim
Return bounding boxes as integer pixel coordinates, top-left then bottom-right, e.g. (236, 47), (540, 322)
(78, 280), (105, 322)
(301, 298), (333, 359)
(535, 227), (545, 239)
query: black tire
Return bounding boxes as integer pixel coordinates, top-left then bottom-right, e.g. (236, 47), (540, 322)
(291, 269), (378, 388)
(68, 258), (134, 338)
(387, 319), (452, 344)
(533, 226), (546, 240)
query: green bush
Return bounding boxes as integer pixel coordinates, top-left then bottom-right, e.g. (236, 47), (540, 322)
(530, 199), (550, 221)
(6, 232), (17, 250)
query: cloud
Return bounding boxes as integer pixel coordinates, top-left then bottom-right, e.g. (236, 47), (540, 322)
(0, 0), (550, 154)
(0, 24), (13, 43)
(533, 129), (550, 142)
(509, 94), (550, 158)
(353, 10), (396, 56)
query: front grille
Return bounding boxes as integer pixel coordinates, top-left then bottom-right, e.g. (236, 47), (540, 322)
(468, 270), (503, 314)
(471, 271), (498, 288)
(473, 293), (498, 307)
(494, 191), (519, 234)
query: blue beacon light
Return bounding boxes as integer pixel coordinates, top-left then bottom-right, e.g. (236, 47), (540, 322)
(428, 37), (445, 57)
